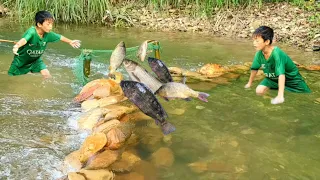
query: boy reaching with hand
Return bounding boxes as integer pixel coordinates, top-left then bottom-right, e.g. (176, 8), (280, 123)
(8, 10), (81, 79)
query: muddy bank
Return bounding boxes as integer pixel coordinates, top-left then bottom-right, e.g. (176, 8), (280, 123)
(110, 2), (319, 52)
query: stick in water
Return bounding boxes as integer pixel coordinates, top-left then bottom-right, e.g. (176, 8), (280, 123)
(0, 39), (17, 44)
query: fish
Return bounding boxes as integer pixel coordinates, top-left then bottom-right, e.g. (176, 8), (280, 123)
(120, 80), (176, 135)
(122, 59), (163, 93)
(148, 57), (173, 83)
(136, 40), (148, 61)
(108, 41), (126, 78)
(156, 82), (210, 102)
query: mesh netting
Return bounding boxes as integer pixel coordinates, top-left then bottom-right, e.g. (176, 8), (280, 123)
(74, 42), (161, 85)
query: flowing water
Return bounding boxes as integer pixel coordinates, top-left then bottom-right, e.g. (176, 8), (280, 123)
(0, 19), (320, 180)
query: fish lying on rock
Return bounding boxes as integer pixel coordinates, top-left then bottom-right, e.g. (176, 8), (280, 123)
(156, 82), (210, 102)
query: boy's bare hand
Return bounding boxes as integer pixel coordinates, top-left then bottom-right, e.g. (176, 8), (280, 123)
(244, 83), (251, 88)
(271, 96), (284, 105)
(70, 40), (81, 48)
(12, 45), (19, 55)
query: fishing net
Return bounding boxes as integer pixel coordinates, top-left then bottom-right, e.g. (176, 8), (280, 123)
(74, 41), (161, 85)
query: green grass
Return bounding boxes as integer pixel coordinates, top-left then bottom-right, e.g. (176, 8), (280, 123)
(0, 0), (312, 24)
(1, 0), (111, 23)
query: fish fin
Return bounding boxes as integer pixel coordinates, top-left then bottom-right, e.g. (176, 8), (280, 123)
(198, 92), (210, 102)
(184, 97), (192, 101)
(181, 76), (187, 84)
(161, 122), (176, 135)
(154, 119), (160, 126)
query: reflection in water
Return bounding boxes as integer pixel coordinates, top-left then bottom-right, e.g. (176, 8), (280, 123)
(0, 20), (320, 179)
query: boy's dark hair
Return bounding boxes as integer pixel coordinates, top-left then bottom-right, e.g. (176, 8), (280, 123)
(35, 11), (54, 26)
(253, 26), (274, 45)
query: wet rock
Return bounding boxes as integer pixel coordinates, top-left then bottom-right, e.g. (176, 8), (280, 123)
(188, 160), (233, 173)
(79, 132), (108, 163)
(78, 108), (103, 130)
(106, 123), (133, 150)
(240, 128), (255, 135)
(93, 85), (111, 99)
(168, 67), (183, 75)
(109, 151), (141, 172)
(103, 106), (136, 121)
(229, 140), (239, 147)
(80, 79), (120, 95)
(150, 147), (175, 168)
(198, 63), (228, 77)
(126, 133), (139, 147)
(101, 104), (137, 115)
(98, 95), (127, 107)
(93, 119), (121, 134)
(81, 99), (99, 112)
(132, 160), (158, 180)
(162, 134), (172, 146)
(187, 81), (217, 91)
(138, 127), (164, 152)
(63, 150), (83, 172)
(79, 169), (115, 180)
(221, 72), (241, 80)
(84, 149), (123, 170)
(304, 65), (320, 71)
(196, 105), (205, 110)
(120, 111), (153, 123)
(208, 77), (231, 85)
(68, 172), (86, 180)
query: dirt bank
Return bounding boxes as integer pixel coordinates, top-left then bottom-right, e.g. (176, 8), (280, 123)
(105, 2), (320, 52)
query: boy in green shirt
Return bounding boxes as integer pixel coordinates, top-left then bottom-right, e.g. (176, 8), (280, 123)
(8, 10), (81, 79)
(245, 26), (311, 104)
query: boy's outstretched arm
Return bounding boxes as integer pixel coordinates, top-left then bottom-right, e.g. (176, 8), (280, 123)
(60, 36), (81, 48)
(12, 38), (27, 55)
(244, 70), (258, 88)
(271, 74), (285, 104)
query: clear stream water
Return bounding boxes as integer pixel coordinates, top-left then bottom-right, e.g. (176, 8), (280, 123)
(0, 19), (320, 180)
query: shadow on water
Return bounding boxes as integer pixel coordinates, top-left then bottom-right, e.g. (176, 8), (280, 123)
(0, 19), (320, 179)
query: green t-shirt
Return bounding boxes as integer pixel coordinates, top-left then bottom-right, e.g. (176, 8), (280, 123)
(251, 46), (300, 80)
(15, 26), (61, 65)
(250, 46), (311, 93)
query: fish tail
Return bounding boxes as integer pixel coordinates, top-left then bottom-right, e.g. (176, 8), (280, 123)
(198, 92), (210, 102)
(161, 121), (176, 135)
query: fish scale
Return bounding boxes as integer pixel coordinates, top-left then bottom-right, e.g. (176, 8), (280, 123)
(123, 59), (163, 93)
(120, 81), (175, 135)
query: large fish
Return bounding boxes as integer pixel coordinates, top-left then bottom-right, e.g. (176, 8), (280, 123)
(136, 40), (148, 61)
(122, 59), (163, 93)
(156, 82), (210, 102)
(120, 80), (176, 135)
(148, 57), (173, 83)
(108, 41), (126, 78)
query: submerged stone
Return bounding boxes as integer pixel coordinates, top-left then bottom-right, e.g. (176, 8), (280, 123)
(150, 147), (175, 168)
(109, 151), (141, 172)
(79, 169), (115, 180)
